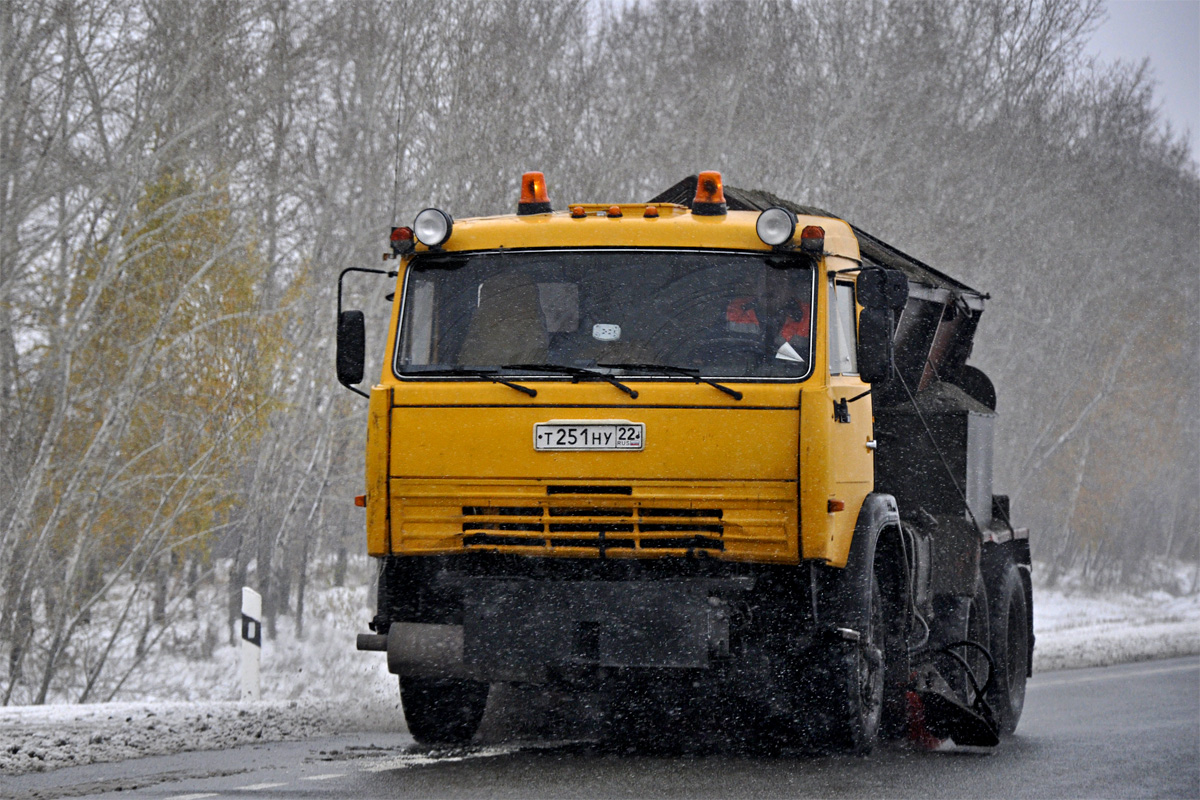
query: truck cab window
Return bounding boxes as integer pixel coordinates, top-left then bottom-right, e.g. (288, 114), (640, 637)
(537, 282), (580, 334)
(828, 279), (858, 375)
(401, 280), (435, 366)
(396, 250), (815, 380)
(457, 274), (550, 365)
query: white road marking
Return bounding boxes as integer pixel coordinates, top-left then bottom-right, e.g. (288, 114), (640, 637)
(237, 782), (288, 790)
(302, 773), (347, 781)
(166, 795), (220, 800)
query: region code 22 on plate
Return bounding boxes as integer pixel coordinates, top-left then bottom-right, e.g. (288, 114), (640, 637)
(533, 421), (645, 451)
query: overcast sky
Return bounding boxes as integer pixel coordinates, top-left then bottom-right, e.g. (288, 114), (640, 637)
(1087, 0), (1199, 159)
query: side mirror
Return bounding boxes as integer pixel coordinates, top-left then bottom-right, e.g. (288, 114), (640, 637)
(857, 306), (893, 384)
(857, 268), (908, 310)
(337, 310), (366, 387)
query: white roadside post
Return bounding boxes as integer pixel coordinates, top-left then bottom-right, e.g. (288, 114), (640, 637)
(241, 587), (262, 701)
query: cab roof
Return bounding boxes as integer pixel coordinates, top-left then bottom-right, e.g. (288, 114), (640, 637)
(433, 201), (860, 262)
(649, 175), (984, 299)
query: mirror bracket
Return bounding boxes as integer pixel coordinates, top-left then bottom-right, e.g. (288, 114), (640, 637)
(336, 267), (398, 399)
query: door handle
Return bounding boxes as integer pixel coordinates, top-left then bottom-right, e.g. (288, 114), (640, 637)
(865, 440), (877, 451)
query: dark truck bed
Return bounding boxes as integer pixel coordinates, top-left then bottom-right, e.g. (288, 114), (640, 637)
(650, 176), (990, 402)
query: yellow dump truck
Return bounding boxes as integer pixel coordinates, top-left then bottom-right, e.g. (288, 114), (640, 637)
(343, 172), (1032, 752)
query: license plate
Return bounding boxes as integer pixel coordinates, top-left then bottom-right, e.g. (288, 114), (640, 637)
(534, 420), (644, 451)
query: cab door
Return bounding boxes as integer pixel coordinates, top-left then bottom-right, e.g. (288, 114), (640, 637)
(826, 278), (875, 561)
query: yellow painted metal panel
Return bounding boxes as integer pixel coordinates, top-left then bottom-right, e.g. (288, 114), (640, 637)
(388, 478), (798, 563)
(365, 385), (392, 556)
(403, 209), (860, 265)
(389, 402), (799, 482)
(377, 269), (404, 386)
(387, 379), (792, 408)
(825, 376), (874, 567)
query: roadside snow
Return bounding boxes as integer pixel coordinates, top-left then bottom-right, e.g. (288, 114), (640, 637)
(0, 579), (400, 776)
(1, 571), (1197, 776)
(0, 699), (374, 776)
(1032, 583), (1200, 672)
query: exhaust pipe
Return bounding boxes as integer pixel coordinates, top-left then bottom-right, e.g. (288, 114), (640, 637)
(357, 624), (467, 678)
(356, 633), (387, 651)
(384, 623), (467, 678)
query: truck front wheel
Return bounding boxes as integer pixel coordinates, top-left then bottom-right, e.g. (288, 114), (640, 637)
(984, 560), (1029, 734)
(808, 570), (885, 754)
(399, 676), (489, 745)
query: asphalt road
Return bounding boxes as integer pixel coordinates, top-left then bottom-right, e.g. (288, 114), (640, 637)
(6, 656), (1198, 800)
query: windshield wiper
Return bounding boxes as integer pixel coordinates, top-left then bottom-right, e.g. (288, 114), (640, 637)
(403, 367), (537, 397)
(503, 363), (638, 399)
(598, 362), (743, 401)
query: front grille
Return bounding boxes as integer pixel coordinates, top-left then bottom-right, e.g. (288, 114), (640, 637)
(461, 506), (543, 531)
(461, 502), (725, 554)
(392, 478), (795, 562)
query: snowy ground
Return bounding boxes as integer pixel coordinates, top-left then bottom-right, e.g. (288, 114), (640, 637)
(1032, 582), (1200, 672)
(2, 570), (1197, 776)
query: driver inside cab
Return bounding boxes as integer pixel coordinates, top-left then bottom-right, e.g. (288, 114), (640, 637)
(725, 267), (811, 364)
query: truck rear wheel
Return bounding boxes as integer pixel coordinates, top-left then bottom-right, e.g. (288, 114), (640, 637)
(399, 676), (489, 745)
(985, 561), (1029, 734)
(955, 575), (991, 705)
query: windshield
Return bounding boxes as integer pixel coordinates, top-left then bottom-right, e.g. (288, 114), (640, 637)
(396, 249), (815, 380)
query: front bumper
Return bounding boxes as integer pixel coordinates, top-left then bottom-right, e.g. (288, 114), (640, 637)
(380, 576), (752, 683)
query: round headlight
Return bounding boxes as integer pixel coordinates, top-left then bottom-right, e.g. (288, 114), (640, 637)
(413, 208), (453, 247)
(756, 206), (796, 247)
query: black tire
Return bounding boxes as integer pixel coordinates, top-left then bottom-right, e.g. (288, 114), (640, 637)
(399, 676), (489, 745)
(962, 575), (991, 705)
(930, 576), (990, 706)
(985, 561), (1030, 734)
(808, 570), (885, 754)
(879, 560), (912, 741)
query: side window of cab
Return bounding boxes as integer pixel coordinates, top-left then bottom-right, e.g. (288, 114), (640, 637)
(401, 279), (435, 366)
(828, 279), (858, 375)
